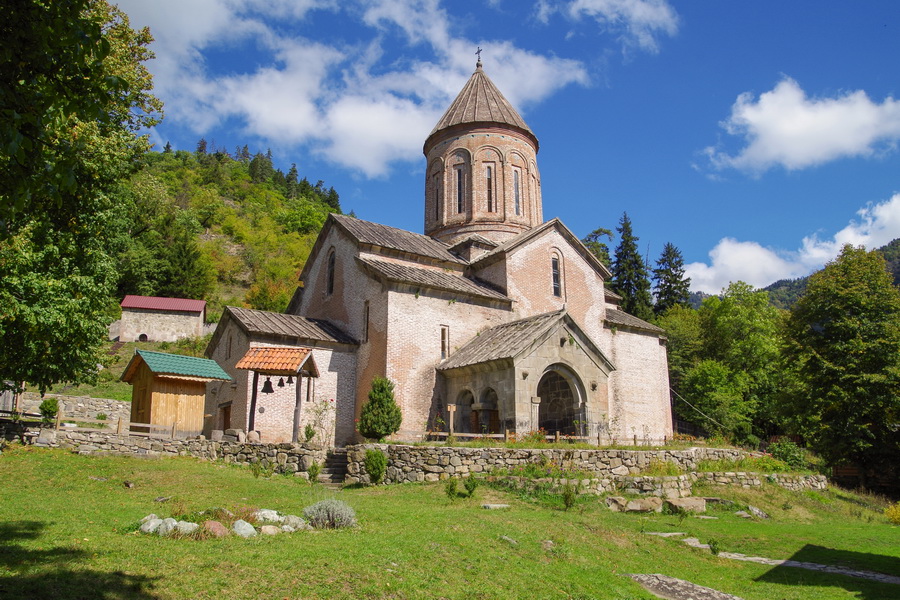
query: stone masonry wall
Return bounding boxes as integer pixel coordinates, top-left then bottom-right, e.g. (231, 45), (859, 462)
(345, 444), (748, 484)
(35, 430), (326, 475)
(19, 393), (130, 422)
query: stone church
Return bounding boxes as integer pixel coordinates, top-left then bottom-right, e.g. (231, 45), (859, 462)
(204, 60), (672, 446)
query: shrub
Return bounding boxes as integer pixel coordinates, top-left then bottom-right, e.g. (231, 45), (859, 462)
(95, 412), (108, 421)
(307, 461), (321, 483)
(38, 397), (59, 424)
(357, 377), (402, 441)
(768, 440), (805, 469)
(885, 501), (900, 525)
(561, 482), (578, 511)
(364, 449), (387, 485)
(303, 499), (356, 529)
(464, 475), (479, 498)
(445, 477), (458, 500)
(304, 423), (316, 443)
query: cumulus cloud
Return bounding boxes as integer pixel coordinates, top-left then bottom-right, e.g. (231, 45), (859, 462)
(685, 193), (900, 293)
(537, 0), (679, 53)
(115, 0), (589, 177)
(705, 77), (900, 173)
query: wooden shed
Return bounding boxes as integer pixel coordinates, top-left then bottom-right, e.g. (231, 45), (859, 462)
(122, 350), (231, 438)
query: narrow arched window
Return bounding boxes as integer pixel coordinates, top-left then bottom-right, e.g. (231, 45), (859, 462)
(514, 170), (521, 215)
(433, 172), (441, 220)
(326, 249), (336, 295)
(456, 167), (464, 213)
(486, 165), (494, 212)
(551, 256), (561, 297)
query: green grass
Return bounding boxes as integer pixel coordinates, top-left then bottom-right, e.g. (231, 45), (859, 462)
(0, 445), (897, 600)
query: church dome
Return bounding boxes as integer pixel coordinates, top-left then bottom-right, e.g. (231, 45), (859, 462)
(424, 60), (543, 245)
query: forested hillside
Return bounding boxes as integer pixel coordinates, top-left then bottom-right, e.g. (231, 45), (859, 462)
(112, 144), (343, 320)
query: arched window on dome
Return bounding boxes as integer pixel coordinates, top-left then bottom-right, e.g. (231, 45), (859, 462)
(455, 167), (465, 213)
(485, 164), (495, 212)
(513, 169), (521, 216)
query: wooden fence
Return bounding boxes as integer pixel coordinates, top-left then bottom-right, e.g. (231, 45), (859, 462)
(0, 409), (190, 440)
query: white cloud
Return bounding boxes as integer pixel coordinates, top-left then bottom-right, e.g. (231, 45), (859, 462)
(564, 0), (679, 53)
(116, 0), (589, 177)
(705, 77), (900, 173)
(685, 193), (900, 293)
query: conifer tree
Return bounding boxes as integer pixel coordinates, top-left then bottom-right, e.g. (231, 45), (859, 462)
(611, 212), (653, 321)
(357, 377), (403, 442)
(652, 242), (691, 315)
(581, 227), (613, 268)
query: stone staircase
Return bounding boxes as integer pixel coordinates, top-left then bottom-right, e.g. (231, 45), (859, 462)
(318, 448), (348, 486)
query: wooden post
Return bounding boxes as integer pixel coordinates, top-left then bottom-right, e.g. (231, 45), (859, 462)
(633, 434), (637, 446)
(171, 421), (177, 439)
(447, 404), (456, 435)
(555, 430), (560, 443)
(117, 417), (125, 435)
(291, 371), (302, 444)
(248, 371), (259, 433)
(504, 429), (510, 443)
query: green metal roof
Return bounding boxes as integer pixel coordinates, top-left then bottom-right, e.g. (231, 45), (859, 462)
(126, 349), (231, 381)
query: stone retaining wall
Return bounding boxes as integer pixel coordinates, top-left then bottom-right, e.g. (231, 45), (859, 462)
(345, 444), (749, 485)
(19, 393), (130, 422)
(697, 471), (828, 492)
(36, 430), (326, 475)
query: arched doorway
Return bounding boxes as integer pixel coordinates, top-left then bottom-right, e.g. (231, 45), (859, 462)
(478, 388), (500, 434)
(455, 390), (474, 433)
(138, 333), (148, 342)
(537, 366), (584, 436)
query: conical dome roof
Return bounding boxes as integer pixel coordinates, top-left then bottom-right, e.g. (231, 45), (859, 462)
(424, 61), (538, 152)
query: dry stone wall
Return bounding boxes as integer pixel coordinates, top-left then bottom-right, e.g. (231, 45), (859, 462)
(19, 393), (130, 422)
(37, 430), (326, 475)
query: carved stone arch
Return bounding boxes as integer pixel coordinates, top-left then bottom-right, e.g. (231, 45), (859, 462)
(536, 363), (587, 436)
(475, 387), (501, 434)
(447, 148), (472, 216)
(427, 158), (445, 224)
(455, 388), (476, 433)
(475, 145), (502, 162)
(476, 145), (503, 215)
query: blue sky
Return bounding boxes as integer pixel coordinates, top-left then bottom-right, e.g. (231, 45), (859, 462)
(115, 0), (900, 293)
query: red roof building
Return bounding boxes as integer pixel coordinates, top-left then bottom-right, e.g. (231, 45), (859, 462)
(119, 295), (207, 343)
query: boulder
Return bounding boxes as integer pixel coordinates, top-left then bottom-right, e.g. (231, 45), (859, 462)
(202, 520), (230, 538)
(260, 525), (281, 535)
(233, 519), (257, 538)
(625, 497), (663, 513)
(611, 465), (630, 476)
(175, 521), (199, 535)
(140, 514), (158, 524)
(210, 430), (224, 442)
(282, 515), (306, 529)
(481, 504), (510, 510)
(253, 509), (283, 523)
(157, 518), (177, 536)
(605, 496), (629, 512)
(748, 505), (770, 519)
(140, 518), (163, 534)
(664, 497), (707, 514)
(247, 431), (261, 443)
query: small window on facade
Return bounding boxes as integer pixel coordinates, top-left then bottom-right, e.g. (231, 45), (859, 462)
(440, 325), (450, 360)
(363, 301), (370, 343)
(514, 170), (521, 215)
(432, 173), (441, 220)
(551, 256), (561, 297)
(456, 168), (464, 213)
(486, 165), (494, 212)
(326, 249), (336, 295)
(226, 335), (232, 360)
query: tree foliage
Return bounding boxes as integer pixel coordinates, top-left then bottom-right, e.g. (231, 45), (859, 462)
(611, 212), (653, 321)
(652, 242), (691, 315)
(0, 0), (161, 393)
(581, 227), (613, 268)
(782, 245), (900, 476)
(357, 377), (402, 441)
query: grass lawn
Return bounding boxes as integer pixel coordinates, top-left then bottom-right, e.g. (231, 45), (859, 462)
(0, 446), (896, 600)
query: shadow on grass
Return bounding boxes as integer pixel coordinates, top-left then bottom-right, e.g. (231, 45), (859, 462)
(0, 521), (160, 599)
(755, 544), (900, 600)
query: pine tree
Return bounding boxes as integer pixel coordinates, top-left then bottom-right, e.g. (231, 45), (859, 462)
(652, 242), (691, 315)
(581, 227), (613, 268)
(195, 138), (207, 155)
(357, 377), (403, 441)
(611, 212), (653, 321)
(163, 141), (172, 153)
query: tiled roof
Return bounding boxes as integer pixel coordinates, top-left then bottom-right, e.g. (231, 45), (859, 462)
(120, 295), (206, 313)
(122, 350), (231, 382)
(438, 310), (564, 370)
(426, 63), (537, 148)
(357, 257), (509, 302)
(332, 214), (464, 264)
(226, 306), (356, 345)
(604, 308), (665, 334)
(235, 346), (318, 377)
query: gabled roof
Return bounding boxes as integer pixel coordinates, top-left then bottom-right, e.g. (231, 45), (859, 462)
(357, 256), (509, 303)
(235, 346), (319, 377)
(121, 295), (206, 313)
(425, 62), (538, 151)
(470, 218), (614, 280)
(332, 213), (464, 264)
(121, 350), (230, 383)
(438, 309), (614, 373)
(604, 308), (665, 335)
(216, 306), (356, 347)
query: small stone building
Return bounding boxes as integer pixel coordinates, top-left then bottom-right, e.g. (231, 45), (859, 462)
(122, 350), (231, 438)
(119, 295), (206, 342)
(205, 60), (672, 446)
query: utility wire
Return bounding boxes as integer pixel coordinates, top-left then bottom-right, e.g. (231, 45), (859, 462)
(670, 388), (727, 431)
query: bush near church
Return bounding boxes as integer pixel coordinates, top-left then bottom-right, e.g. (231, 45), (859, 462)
(357, 377), (402, 442)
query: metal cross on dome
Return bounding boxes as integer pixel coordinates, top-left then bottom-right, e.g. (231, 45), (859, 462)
(476, 46), (483, 65)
